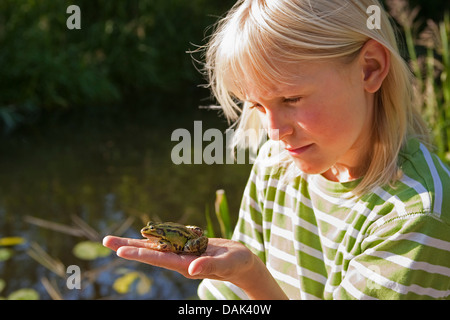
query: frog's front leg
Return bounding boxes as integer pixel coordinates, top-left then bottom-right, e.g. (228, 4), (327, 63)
(183, 236), (208, 255)
(146, 238), (173, 252)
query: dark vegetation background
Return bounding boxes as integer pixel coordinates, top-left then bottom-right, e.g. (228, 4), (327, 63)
(0, 0), (447, 133)
(0, 0), (237, 132)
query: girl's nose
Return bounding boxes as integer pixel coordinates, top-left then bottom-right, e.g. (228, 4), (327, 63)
(266, 109), (293, 141)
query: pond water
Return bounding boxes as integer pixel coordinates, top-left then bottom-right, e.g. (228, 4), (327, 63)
(0, 104), (252, 299)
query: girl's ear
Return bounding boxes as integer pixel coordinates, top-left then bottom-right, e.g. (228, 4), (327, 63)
(360, 39), (390, 93)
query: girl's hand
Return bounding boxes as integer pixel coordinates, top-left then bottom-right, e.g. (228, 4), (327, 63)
(102, 236), (288, 300)
(102, 236), (253, 280)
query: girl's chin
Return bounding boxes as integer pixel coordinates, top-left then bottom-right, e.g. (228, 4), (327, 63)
(291, 159), (329, 175)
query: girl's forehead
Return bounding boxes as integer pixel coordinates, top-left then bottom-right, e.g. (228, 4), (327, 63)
(243, 82), (298, 101)
(237, 60), (331, 101)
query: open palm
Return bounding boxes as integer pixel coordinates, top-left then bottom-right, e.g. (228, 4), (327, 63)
(102, 236), (253, 281)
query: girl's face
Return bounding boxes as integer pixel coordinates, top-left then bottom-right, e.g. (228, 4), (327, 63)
(245, 58), (375, 182)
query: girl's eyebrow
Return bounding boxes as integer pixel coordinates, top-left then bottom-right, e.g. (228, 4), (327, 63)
(243, 81), (309, 103)
(245, 92), (303, 103)
(284, 94), (303, 99)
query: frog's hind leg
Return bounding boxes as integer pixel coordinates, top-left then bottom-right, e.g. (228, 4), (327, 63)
(183, 236), (208, 255)
(185, 225), (203, 237)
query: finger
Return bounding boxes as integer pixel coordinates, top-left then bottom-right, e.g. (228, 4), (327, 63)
(102, 235), (150, 251)
(188, 256), (214, 277)
(117, 246), (195, 276)
(188, 239), (252, 279)
(116, 246), (175, 264)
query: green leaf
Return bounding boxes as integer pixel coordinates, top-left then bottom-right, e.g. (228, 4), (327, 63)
(72, 241), (111, 260)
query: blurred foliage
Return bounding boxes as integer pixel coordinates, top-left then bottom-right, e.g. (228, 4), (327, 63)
(0, 0), (235, 132)
(0, 0), (448, 133)
(386, 1), (450, 162)
(405, 0), (450, 22)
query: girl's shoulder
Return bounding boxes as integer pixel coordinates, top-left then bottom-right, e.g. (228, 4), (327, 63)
(390, 137), (450, 223)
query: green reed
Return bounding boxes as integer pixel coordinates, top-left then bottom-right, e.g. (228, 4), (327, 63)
(205, 189), (233, 239)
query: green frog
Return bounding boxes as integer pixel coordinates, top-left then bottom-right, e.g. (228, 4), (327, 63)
(140, 221), (208, 255)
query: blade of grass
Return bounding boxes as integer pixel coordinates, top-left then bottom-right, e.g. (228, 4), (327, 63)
(107, 216), (135, 237)
(40, 276), (64, 300)
(26, 242), (66, 278)
(214, 189), (232, 239)
(405, 25), (424, 92)
(440, 12), (450, 158)
(70, 214), (101, 241)
(24, 215), (84, 237)
(204, 204), (216, 238)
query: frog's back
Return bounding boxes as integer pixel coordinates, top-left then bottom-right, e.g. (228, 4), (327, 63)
(162, 222), (197, 244)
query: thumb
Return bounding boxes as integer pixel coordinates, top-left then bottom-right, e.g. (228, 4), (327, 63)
(188, 257), (216, 277)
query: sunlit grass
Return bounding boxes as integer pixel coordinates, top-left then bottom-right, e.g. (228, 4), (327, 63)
(388, 1), (450, 162)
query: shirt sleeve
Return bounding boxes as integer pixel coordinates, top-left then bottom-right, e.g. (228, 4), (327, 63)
(334, 212), (450, 299)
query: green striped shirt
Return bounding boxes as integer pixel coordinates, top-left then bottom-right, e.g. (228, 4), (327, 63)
(198, 138), (450, 300)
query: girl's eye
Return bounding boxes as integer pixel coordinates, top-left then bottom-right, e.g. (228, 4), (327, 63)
(283, 97), (302, 103)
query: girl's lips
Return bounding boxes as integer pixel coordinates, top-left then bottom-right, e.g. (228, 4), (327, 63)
(286, 144), (313, 156)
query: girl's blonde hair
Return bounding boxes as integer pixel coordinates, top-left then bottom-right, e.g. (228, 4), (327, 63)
(203, 0), (430, 195)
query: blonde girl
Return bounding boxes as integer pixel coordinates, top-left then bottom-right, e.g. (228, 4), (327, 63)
(104, 0), (450, 299)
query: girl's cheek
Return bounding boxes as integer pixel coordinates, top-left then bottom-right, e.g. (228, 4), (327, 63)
(296, 109), (328, 135)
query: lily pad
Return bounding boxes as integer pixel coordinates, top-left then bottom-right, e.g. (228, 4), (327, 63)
(113, 272), (139, 294)
(72, 241), (111, 260)
(113, 271), (152, 295)
(7, 288), (40, 300)
(0, 279), (5, 293)
(136, 273), (152, 295)
(0, 248), (13, 262)
(0, 237), (25, 246)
